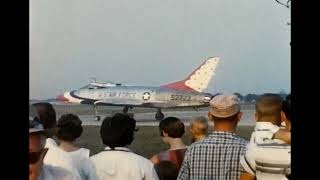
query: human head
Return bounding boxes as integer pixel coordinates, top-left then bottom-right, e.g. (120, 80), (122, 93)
(32, 102), (57, 130)
(159, 117), (185, 143)
(255, 93), (283, 126)
(29, 120), (48, 180)
(281, 94), (291, 131)
(57, 114), (83, 142)
(208, 94), (242, 132)
(190, 116), (209, 142)
(154, 161), (179, 180)
(100, 113), (137, 149)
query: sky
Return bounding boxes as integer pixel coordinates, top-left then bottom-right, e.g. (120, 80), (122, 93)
(30, 0), (290, 99)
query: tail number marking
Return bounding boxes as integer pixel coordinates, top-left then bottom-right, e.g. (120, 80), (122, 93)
(170, 95), (191, 101)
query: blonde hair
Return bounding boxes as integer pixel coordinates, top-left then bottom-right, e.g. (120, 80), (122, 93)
(190, 116), (209, 136)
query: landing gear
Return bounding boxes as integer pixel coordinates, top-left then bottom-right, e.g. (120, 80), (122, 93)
(123, 106), (129, 113)
(155, 109), (164, 121)
(93, 105), (101, 121)
(126, 113), (134, 118)
(123, 106), (133, 118)
(95, 116), (101, 121)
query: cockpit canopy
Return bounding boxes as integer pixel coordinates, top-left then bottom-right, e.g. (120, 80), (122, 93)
(80, 81), (122, 90)
(203, 93), (214, 103)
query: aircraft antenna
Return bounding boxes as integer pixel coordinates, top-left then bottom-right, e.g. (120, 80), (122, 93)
(90, 77), (96, 83)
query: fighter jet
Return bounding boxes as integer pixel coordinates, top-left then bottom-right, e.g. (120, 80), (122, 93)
(57, 57), (220, 121)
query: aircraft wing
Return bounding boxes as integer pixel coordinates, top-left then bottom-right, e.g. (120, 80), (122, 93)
(94, 99), (151, 106)
(94, 99), (167, 108)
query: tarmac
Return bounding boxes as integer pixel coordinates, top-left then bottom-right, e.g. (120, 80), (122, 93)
(37, 103), (256, 126)
(74, 109), (255, 126)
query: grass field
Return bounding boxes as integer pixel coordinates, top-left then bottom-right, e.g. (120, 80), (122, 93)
(75, 125), (254, 158)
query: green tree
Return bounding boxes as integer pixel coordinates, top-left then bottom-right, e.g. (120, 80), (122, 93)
(234, 93), (244, 101)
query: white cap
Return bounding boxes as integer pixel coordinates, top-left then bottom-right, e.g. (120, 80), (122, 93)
(209, 94), (241, 118)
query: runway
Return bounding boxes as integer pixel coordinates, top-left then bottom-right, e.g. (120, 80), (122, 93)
(61, 108), (255, 126)
(41, 103), (256, 126)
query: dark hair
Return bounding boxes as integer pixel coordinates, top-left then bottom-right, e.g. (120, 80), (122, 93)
(154, 161), (179, 180)
(282, 94), (291, 122)
(32, 102), (57, 129)
(256, 93), (283, 124)
(159, 117), (185, 138)
(100, 113), (135, 149)
(56, 114), (83, 142)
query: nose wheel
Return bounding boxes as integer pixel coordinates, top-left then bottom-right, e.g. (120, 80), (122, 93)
(122, 106), (132, 113)
(155, 109), (164, 121)
(123, 106), (134, 118)
(94, 116), (101, 121)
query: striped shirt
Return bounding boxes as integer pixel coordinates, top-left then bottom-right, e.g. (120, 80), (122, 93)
(177, 131), (248, 180)
(240, 122), (291, 180)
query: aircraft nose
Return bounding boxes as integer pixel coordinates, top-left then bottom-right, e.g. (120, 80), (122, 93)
(56, 93), (69, 102)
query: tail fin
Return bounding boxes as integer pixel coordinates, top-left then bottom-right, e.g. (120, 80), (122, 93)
(161, 57), (220, 92)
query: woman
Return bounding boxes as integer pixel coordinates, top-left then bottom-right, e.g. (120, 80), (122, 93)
(150, 117), (187, 169)
(57, 113), (98, 180)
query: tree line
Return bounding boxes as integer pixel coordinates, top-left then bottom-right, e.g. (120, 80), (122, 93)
(233, 90), (288, 103)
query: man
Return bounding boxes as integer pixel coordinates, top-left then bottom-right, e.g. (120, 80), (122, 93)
(150, 117), (187, 169)
(29, 118), (77, 180)
(189, 116), (209, 143)
(30, 104), (81, 180)
(240, 94), (291, 180)
(90, 113), (159, 180)
(177, 94), (248, 180)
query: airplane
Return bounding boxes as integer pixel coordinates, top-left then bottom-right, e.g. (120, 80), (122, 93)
(56, 57), (220, 121)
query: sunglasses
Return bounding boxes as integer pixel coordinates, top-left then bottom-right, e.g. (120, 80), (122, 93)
(29, 148), (48, 164)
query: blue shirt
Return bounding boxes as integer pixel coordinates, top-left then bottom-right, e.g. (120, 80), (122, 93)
(177, 131), (248, 180)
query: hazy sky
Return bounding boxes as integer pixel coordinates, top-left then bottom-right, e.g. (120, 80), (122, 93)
(30, 0), (290, 99)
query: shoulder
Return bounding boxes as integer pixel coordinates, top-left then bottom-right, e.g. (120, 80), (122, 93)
(233, 135), (249, 146)
(44, 145), (73, 166)
(43, 165), (78, 180)
(90, 152), (102, 162)
(133, 152), (154, 165)
(45, 138), (57, 148)
(79, 147), (90, 153)
(74, 148), (90, 158)
(183, 141), (204, 156)
(127, 152), (155, 171)
(150, 153), (160, 164)
(188, 139), (204, 148)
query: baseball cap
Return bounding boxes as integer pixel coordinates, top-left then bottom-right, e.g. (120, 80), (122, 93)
(209, 94), (241, 118)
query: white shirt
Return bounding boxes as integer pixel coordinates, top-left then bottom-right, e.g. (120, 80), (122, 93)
(38, 164), (78, 180)
(90, 147), (159, 180)
(66, 148), (99, 180)
(44, 138), (81, 180)
(240, 122), (291, 180)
